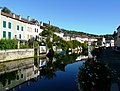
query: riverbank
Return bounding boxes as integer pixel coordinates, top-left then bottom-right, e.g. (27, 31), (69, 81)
(0, 49), (34, 62)
(97, 47), (120, 91)
(0, 48), (47, 63)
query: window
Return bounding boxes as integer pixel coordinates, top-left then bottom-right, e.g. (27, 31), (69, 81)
(8, 22), (11, 29)
(17, 75), (19, 80)
(37, 29), (38, 33)
(19, 34), (21, 39)
(21, 26), (24, 31)
(17, 25), (19, 30)
(27, 35), (29, 39)
(30, 35), (32, 39)
(8, 32), (11, 39)
(35, 28), (36, 32)
(3, 31), (6, 38)
(21, 74), (23, 78)
(8, 79), (11, 84)
(3, 21), (6, 28)
(15, 35), (17, 39)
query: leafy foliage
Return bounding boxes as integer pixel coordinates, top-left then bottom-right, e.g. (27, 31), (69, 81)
(0, 39), (17, 50)
(81, 43), (88, 55)
(1, 7), (12, 14)
(70, 40), (81, 49)
(0, 70), (17, 86)
(20, 44), (29, 49)
(78, 59), (112, 91)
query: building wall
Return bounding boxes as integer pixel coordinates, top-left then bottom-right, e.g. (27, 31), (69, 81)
(32, 24), (43, 39)
(0, 49), (34, 62)
(0, 11), (43, 41)
(0, 15), (26, 40)
(26, 23), (34, 40)
(54, 32), (64, 38)
(115, 28), (120, 47)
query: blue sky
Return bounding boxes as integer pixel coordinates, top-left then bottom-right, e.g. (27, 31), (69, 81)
(0, 0), (120, 35)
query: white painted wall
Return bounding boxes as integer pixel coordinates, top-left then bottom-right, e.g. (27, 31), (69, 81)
(54, 32), (64, 38)
(0, 15), (26, 40)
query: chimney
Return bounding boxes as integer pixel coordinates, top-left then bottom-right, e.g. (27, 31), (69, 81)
(19, 15), (21, 20)
(48, 21), (51, 26)
(12, 13), (15, 18)
(40, 21), (43, 26)
(0, 7), (2, 15)
(27, 16), (30, 21)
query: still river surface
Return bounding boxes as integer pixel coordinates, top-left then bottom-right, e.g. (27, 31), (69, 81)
(0, 53), (87, 91)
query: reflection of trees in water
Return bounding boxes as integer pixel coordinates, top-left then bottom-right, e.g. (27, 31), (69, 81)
(77, 59), (112, 91)
(40, 53), (80, 79)
(40, 65), (56, 79)
(0, 70), (17, 86)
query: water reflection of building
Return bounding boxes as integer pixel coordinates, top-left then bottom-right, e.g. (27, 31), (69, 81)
(75, 55), (88, 61)
(39, 58), (46, 68)
(0, 54), (88, 91)
(0, 58), (40, 91)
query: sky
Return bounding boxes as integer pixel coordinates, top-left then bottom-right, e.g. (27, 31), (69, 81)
(0, 0), (120, 35)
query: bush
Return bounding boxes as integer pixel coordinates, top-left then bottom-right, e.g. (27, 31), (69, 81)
(20, 44), (29, 49)
(0, 39), (17, 50)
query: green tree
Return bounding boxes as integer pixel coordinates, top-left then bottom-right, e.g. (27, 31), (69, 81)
(71, 40), (81, 49)
(39, 25), (56, 49)
(0, 39), (17, 50)
(81, 43), (88, 54)
(1, 7), (12, 14)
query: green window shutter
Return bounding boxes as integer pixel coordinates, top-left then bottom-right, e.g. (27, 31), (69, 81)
(8, 22), (11, 29)
(19, 34), (21, 39)
(8, 32), (11, 39)
(21, 26), (24, 31)
(3, 21), (6, 28)
(17, 25), (19, 30)
(3, 31), (6, 38)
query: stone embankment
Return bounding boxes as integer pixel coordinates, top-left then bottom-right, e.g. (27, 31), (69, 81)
(0, 49), (34, 62)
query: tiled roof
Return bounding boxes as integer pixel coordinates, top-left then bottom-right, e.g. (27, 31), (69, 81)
(1, 12), (34, 24)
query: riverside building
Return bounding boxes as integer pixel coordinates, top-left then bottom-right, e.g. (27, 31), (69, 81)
(0, 9), (43, 41)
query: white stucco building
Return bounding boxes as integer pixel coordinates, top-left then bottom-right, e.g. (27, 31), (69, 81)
(0, 10), (43, 41)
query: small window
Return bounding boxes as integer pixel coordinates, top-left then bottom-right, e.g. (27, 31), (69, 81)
(17, 25), (19, 30)
(37, 29), (38, 33)
(3, 31), (6, 38)
(17, 75), (19, 80)
(21, 74), (23, 78)
(27, 35), (29, 39)
(35, 28), (36, 32)
(30, 35), (32, 39)
(3, 21), (6, 28)
(15, 35), (17, 39)
(8, 32), (11, 39)
(21, 26), (24, 31)
(19, 34), (21, 39)
(8, 79), (11, 84)
(8, 22), (11, 29)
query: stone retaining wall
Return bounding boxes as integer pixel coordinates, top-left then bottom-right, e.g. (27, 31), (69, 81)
(0, 49), (34, 62)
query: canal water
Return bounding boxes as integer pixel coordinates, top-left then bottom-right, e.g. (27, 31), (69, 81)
(0, 53), (86, 91)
